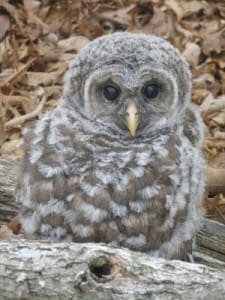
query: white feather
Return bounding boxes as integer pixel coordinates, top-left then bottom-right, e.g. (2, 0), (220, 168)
(81, 202), (108, 223)
(139, 185), (159, 200)
(125, 234), (146, 247)
(109, 201), (128, 217)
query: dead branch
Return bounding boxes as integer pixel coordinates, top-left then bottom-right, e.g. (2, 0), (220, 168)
(0, 239), (224, 300)
(206, 166), (225, 195)
(0, 58), (36, 87)
(4, 95), (47, 129)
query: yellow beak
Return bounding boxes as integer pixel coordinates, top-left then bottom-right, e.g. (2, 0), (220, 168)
(125, 103), (139, 136)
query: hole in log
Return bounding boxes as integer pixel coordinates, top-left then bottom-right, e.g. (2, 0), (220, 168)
(89, 255), (114, 281)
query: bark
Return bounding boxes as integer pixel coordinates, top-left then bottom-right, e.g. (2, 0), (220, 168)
(0, 239), (225, 300)
(206, 166), (225, 195)
(194, 218), (225, 268)
(0, 158), (19, 222)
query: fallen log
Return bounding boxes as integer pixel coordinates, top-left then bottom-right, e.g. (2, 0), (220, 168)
(0, 158), (19, 222)
(0, 239), (225, 300)
(194, 218), (225, 268)
(206, 166), (225, 195)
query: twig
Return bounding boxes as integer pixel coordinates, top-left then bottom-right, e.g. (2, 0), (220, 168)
(201, 97), (225, 116)
(5, 95), (47, 129)
(0, 58), (36, 87)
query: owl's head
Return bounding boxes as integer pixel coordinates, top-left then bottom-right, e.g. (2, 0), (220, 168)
(61, 32), (191, 138)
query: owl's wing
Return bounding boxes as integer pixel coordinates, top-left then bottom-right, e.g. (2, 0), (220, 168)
(16, 113), (72, 239)
(183, 105), (204, 146)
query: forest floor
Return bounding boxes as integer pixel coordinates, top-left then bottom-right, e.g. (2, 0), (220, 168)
(0, 0), (225, 223)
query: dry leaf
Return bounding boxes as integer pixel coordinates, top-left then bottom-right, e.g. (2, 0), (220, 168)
(211, 111), (225, 126)
(193, 74), (215, 90)
(201, 95), (225, 116)
(166, 0), (210, 20)
(8, 213), (21, 235)
(0, 225), (13, 239)
(0, 0), (224, 222)
(202, 29), (225, 55)
(133, 7), (168, 37)
(99, 5), (134, 27)
(0, 0), (24, 33)
(165, 0), (184, 21)
(182, 42), (201, 66)
(58, 36), (89, 53)
(26, 69), (66, 87)
(0, 14), (10, 41)
(0, 95), (6, 147)
(23, 0), (40, 11)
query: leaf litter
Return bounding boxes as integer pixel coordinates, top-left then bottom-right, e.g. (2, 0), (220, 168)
(0, 0), (225, 235)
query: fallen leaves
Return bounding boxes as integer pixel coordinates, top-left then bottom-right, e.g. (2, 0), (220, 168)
(0, 14), (10, 42)
(182, 42), (201, 67)
(8, 213), (21, 235)
(5, 94), (47, 129)
(0, 0), (224, 222)
(0, 213), (21, 239)
(58, 35), (89, 53)
(0, 225), (14, 239)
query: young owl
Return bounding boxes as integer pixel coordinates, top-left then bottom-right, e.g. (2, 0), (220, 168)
(16, 32), (205, 260)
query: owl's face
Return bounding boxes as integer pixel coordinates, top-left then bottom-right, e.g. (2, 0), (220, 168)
(84, 64), (178, 136)
(62, 33), (191, 138)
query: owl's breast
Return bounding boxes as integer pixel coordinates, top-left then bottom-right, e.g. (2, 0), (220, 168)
(69, 134), (199, 251)
(23, 125), (203, 255)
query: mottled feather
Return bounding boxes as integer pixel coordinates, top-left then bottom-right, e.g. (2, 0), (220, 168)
(16, 32), (205, 260)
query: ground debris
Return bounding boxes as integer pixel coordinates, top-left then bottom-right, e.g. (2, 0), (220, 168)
(0, 0), (224, 221)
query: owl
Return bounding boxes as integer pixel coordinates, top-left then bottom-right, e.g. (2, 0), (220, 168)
(16, 32), (205, 261)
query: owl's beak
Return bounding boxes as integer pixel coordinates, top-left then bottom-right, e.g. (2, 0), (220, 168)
(125, 103), (139, 136)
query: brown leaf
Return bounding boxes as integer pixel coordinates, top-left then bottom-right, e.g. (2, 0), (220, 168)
(166, 0), (211, 20)
(0, 0), (24, 34)
(26, 69), (66, 87)
(0, 95), (6, 147)
(99, 5), (135, 27)
(202, 31), (225, 55)
(79, 18), (104, 39)
(23, 0), (40, 11)
(193, 74), (215, 90)
(8, 213), (21, 235)
(165, 0), (184, 21)
(58, 36), (89, 53)
(133, 7), (169, 37)
(201, 21), (225, 55)
(0, 14), (10, 41)
(182, 42), (201, 66)
(201, 95), (225, 117)
(211, 111), (225, 126)
(0, 225), (13, 239)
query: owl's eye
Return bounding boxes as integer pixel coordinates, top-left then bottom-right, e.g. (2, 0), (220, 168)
(142, 83), (159, 99)
(103, 84), (121, 101)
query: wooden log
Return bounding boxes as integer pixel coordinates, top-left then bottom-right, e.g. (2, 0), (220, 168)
(0, 158), (17, 200)
(0, 158), (19, 222)
(206, 166), (225, 195)
(196, 218), (225, 256)
(0, 239), (224, 300)
(194, 218), (225, 268)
